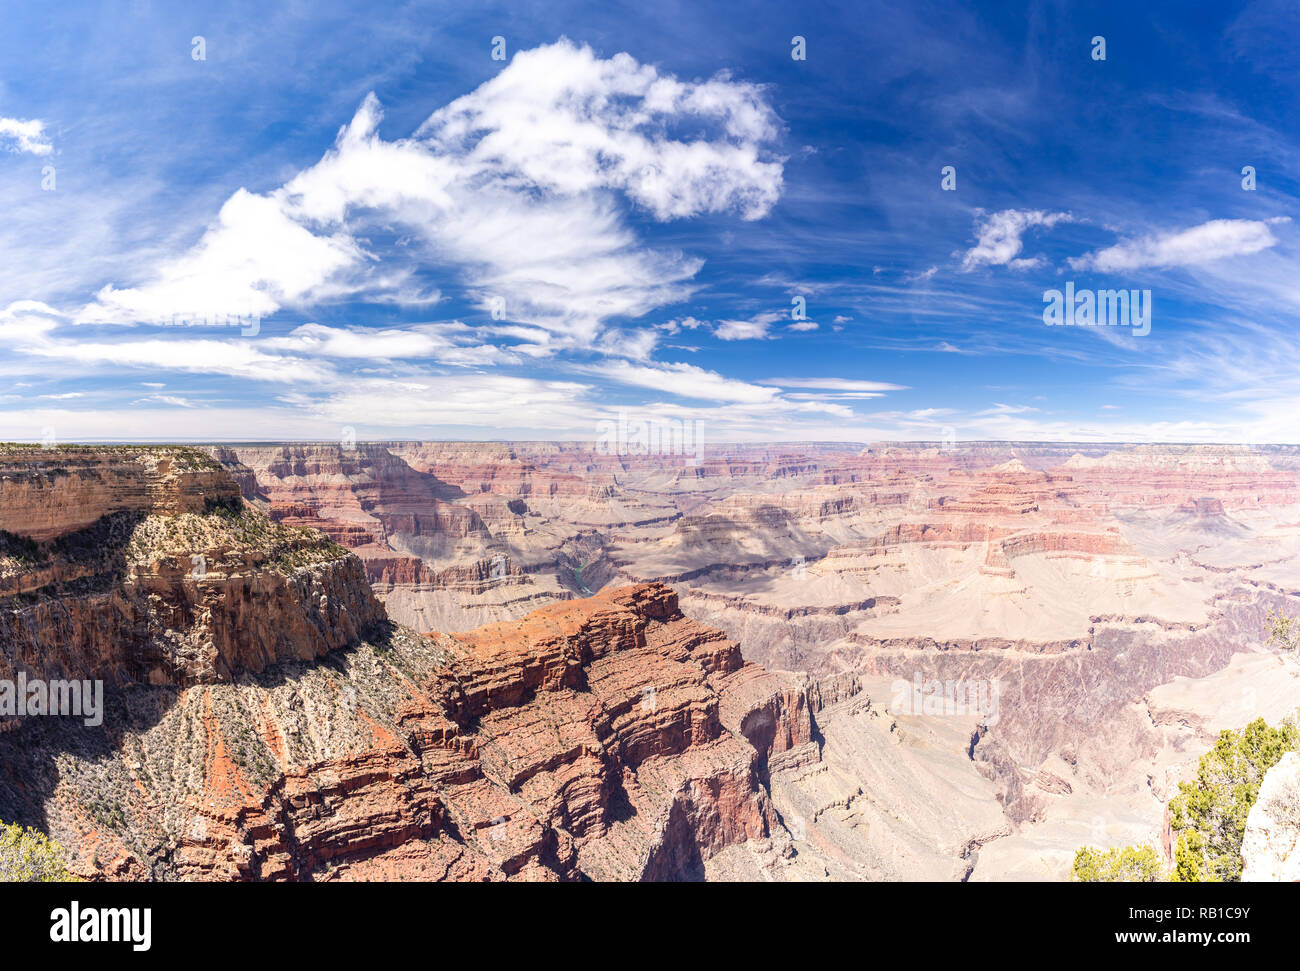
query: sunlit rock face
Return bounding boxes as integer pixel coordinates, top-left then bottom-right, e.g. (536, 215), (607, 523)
(1, 446), (385, 702)
(2, 572), (850, 882)
(104, 441), (1300, 878)
(1242, 752), (1300, 882)
(0, 445), (240, 542)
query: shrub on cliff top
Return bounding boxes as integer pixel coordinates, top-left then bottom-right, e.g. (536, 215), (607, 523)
(1071, 845), (1165, 882)
(1264, 608), (1300, 655)
(1169, 713), (1300, 882)
(0, 822), (75, 882)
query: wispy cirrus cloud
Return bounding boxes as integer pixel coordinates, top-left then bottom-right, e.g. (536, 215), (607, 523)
(264, 321), (516, 367)
(766, 377), (908, 392)
(577, 359), (783, 404)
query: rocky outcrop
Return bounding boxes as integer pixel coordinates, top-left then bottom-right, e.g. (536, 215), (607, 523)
(1, 547), (382, 689)
(1, 448), (385, 709)
(1, 573), (838, 881)
(1059, 446), (1298, 510)
(144, 440), (1300, 879)
(202, 444), (565, 632)
(1242, 751), (1300, 881)
(0, 446), (239, 542)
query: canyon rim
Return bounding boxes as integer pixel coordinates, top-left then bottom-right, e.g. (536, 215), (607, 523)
(3, 441), (1298, 884)
(2, 0), (1298, 955)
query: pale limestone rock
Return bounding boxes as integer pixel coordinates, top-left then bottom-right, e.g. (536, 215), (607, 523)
(1242, 751), (1300, 881)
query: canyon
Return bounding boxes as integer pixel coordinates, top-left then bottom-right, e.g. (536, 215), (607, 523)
(3, 441), (1299, 880)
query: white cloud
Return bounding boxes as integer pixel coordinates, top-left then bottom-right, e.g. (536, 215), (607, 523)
(1068, 218), (1285, 272)
(7, 299), (336, 384)
(785, 391), (884, 400)
(72, 41), (784, 351)
(0, 404), (335, 443)
(305, 374), (597, 433)
(960, 209), (1071, 270)
(766, 377), (908, 392)
(580, 360), (783, 404)
(976, 402), (1037, 416)
(265, 321), (514, 367)
(0, 301), (61, 343)
(654, 315), (708, 335)
(418, 42), (783, 222)
(29, 338), (333, 383)
(596, 326), (660, 360)
(0, 116), (52, 155)
(2, 41), (809, 438)
(714, 310), (783, 340)
(436, 188), (702, 343)
(81, 189), (362, 324)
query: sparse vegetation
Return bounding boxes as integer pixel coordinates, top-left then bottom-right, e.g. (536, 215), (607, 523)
(0, 443), (226, 477)
(124, 503), (349, 573)
(1071, 844), (1166, 882)
(1264, 607), (1300, 655)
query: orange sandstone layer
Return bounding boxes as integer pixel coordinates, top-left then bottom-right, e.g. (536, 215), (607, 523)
(2, 584), (836, 882)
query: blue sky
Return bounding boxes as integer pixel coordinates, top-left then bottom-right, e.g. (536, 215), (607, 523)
(1, 0), (1297, 443)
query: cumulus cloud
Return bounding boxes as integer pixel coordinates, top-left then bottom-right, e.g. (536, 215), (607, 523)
(418, 42), (782, 221)
(3, 43), (920, 441)
(714, 310), (784, 340)
(1068, 217), (1286, 271)
(82, 190), (363, 324)
(960, 209), (1072, 271)
(0, 116), (52, 155)
(76, 40), (785, 348)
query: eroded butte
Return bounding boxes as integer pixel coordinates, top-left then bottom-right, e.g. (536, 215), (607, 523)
(4, 442), (1299, 879)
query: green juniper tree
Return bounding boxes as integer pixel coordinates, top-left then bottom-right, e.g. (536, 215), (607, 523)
(1168, 714), (1300, 882)
(0, 821), (75, 882)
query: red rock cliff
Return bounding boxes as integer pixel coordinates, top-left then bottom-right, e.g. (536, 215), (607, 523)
(1, 571), (825, 881)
